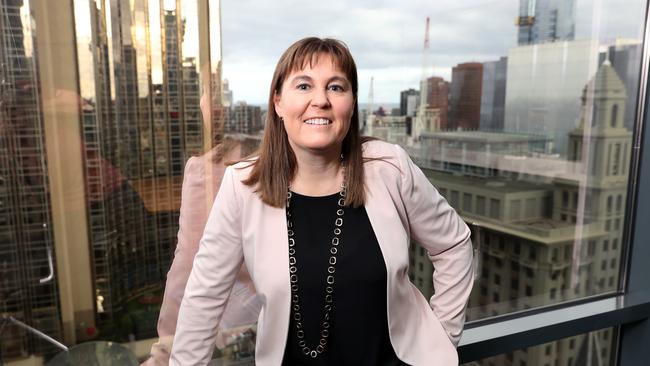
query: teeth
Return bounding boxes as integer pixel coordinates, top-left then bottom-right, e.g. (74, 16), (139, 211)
(304, 118), (331, 125)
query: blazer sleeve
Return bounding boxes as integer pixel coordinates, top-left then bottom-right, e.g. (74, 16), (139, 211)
(395, 144), (474, 346)
(170, 165), (244, 365)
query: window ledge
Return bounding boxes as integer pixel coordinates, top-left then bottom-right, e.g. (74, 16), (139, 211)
(458, 291), (650, 363)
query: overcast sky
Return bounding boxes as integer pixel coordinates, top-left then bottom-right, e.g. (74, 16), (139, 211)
(219, 0), (646, 105)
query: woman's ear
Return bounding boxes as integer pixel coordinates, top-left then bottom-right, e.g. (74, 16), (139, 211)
(273, 91), (283, 118)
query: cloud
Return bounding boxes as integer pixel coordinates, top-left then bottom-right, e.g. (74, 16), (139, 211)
(220, 0), (645, 104)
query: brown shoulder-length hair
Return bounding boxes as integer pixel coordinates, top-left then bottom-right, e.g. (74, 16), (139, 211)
(238, 37), (369, 208)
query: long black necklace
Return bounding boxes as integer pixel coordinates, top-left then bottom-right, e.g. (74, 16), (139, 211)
(286, 176), (346, 359)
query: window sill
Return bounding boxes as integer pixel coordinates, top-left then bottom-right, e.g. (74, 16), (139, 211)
(458, 291), (650, 363)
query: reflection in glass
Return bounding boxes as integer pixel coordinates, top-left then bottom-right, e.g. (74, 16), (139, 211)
(1, 0), (231, 363)
(0, 0), (63, 359)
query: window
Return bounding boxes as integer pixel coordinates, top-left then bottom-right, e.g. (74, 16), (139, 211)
(451, 190), (460, 208)
(463, 193), (472, 212)
(607, 195), (613, 213)
(477, 196), (486, 215)
(470, 329), (616, 366)
(512, 278), (519, 290)
(511, 199), (521, 220)
(511, 261), (519, 271)
(612, 143), (622, 175)
(526, 286), (533, 297)
(490, 198), (501, 218)
(572, 192), (578, 209)
(3, 0), (646, 364)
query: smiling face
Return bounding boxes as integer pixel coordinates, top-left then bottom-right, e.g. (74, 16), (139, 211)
(273, 53), (356, 159)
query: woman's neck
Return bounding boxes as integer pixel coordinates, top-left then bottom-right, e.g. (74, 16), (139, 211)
(290, 150), (343, 196)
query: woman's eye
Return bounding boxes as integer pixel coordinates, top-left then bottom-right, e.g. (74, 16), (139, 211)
(328, 84), (344, 92)
(297, 83), (311, 91)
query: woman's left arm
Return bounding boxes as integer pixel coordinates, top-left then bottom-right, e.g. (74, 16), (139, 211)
(395, 145), (474, 347)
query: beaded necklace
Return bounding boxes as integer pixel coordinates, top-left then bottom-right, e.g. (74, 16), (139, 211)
(285, 171), (346, 359)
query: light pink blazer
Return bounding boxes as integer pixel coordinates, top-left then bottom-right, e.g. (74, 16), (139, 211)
(145, 145), (261, 365)
(171, 140), (474, 366)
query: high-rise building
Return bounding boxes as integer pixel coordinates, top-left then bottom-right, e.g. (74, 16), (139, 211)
(399, 88), (419, 117)
(449, 63), (483, 131)
(504, 39), (595, 154)
(226, 101), (263, 135)
(222, 78), (234, 108)
(1, 0), (223, 362)
(0, 0), (63, 358)
(425, 77), (450, 130)
(517, 0), (576, 45)
(480, 57), (508, 131)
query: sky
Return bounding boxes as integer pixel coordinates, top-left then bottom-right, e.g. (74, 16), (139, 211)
(219, 0), (646, 105)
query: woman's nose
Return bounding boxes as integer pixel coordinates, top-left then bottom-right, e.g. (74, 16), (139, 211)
(311, 88), (331, 108)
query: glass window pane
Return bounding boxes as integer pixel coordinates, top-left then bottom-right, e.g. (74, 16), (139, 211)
(462, 328), (618, 366)
(2, 0), (647, 363)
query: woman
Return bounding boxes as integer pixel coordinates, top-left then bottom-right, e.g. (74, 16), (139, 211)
(171, 37), (473, 366)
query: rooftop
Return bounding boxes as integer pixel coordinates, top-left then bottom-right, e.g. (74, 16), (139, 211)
(420, 130), (552, 144)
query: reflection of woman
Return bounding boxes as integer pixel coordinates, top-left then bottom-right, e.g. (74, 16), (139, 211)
(171, 38), (474, 365)
(142, 121), (262, 364)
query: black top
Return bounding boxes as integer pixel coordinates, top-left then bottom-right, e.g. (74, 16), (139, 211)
(282, 192), (406, 366)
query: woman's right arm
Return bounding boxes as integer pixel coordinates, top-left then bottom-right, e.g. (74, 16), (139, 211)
(170, 166), (245, 365)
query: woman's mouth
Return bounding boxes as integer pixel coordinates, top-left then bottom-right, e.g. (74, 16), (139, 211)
(303, 118), (332, 125)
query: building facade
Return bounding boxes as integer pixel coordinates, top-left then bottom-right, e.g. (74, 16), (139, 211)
(226, 101), (263, 135)
(399, 88), (419, 117)
(450, 63), (483, 131)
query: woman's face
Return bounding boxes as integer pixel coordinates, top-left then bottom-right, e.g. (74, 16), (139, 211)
(274, 53), (355, 158)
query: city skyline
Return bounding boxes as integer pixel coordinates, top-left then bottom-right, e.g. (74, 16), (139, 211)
(219, 0), (644, 104)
